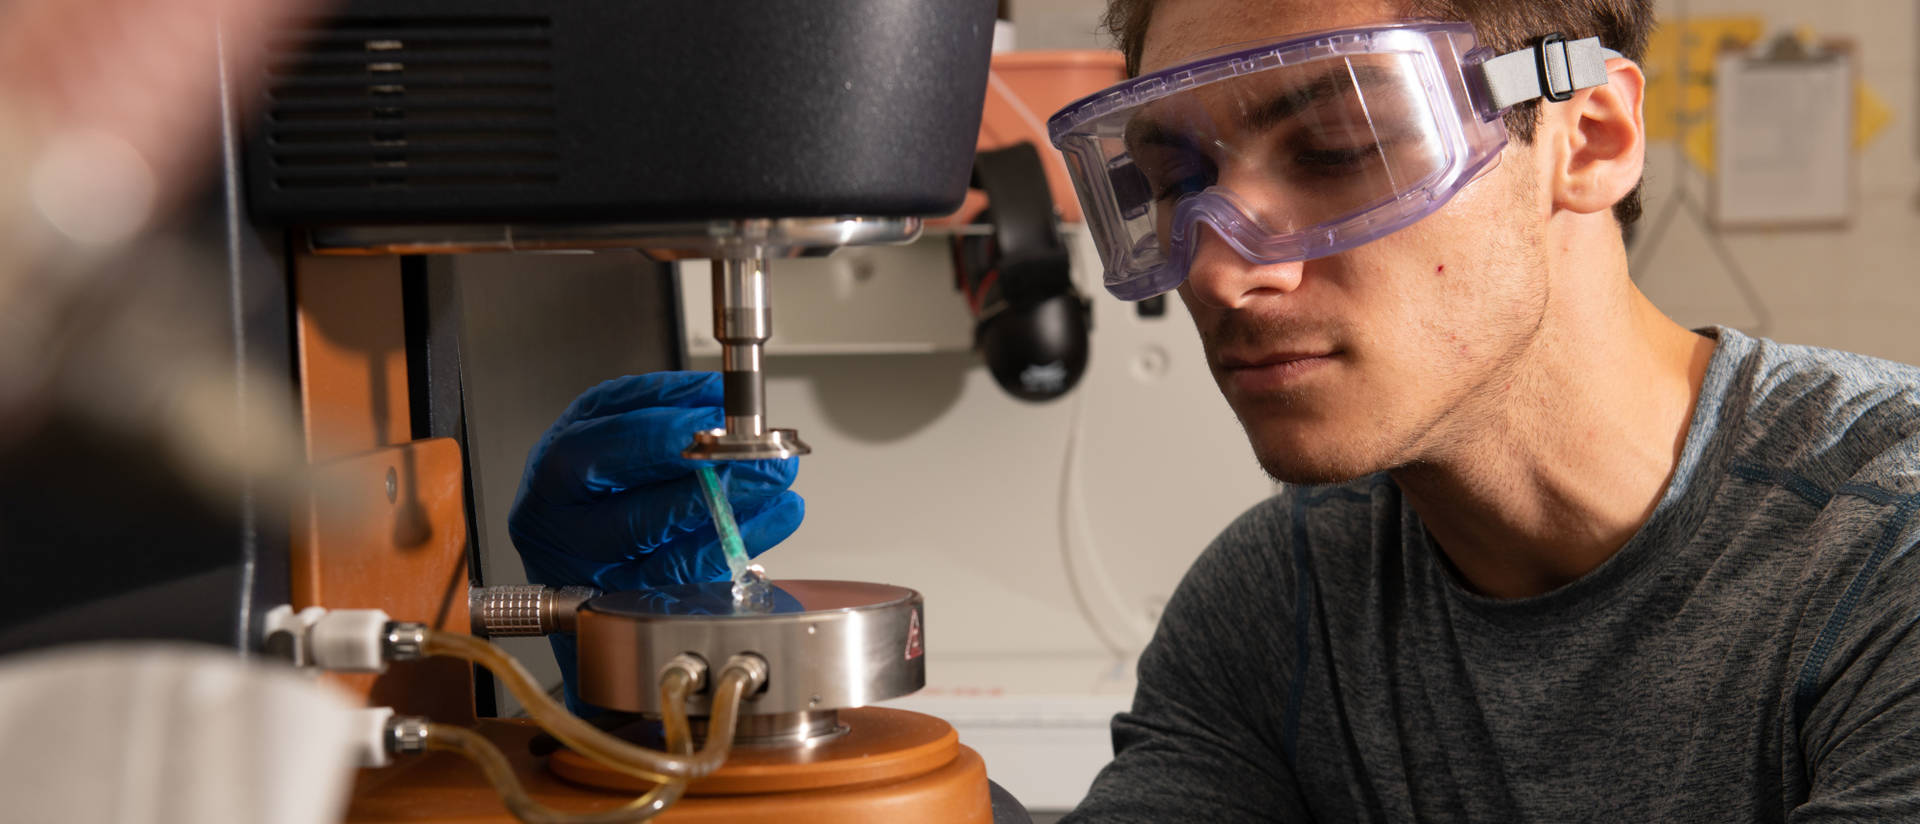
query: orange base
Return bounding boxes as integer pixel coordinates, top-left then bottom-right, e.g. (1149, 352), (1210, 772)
(550, 707), (992, 822)
(344, 711), (992, 824)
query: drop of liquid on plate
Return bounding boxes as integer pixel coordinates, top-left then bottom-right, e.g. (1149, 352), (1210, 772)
(731, 564), (772, 613)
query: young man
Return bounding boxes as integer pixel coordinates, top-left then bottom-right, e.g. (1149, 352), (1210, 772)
(508, 0), (1920, 818)
(1044, 0), (1920, 819)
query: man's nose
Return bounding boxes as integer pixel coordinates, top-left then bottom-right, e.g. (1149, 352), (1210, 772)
(1181, 223), (1305, 310)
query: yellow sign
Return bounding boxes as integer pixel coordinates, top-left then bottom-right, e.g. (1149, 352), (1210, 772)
(1641, 17), (1892, 172)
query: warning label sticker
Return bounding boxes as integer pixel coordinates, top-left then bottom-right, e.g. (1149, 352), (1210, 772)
(904, 608), (924, 660)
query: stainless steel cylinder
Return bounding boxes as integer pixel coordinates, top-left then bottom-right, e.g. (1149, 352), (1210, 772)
(715, 256), (772, 437)
(683, 426), (810, 460)
(575, 580), (925, 715)
(716, 258), (774, 348)
(695, 710), (847, 748)
(682, 256), (811, 461)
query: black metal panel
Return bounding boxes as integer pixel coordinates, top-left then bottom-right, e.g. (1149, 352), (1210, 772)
(261, 14), (561, 194)
(245, 0), (998, 224)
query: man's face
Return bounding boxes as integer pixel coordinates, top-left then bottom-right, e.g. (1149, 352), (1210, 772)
(1145, 0), (1552, 484)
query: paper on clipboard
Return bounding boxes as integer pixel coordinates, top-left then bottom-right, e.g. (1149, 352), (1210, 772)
(1711, 41), (1853, 228)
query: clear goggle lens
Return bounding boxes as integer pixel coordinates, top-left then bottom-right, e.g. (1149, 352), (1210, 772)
(1121, 52), (1451, 257)
(1048, 23), (1610, 300)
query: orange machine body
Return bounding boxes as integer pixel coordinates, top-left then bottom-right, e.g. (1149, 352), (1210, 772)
(929, 49), (1127, 228)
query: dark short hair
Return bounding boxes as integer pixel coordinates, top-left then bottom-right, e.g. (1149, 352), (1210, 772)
(1101, 0), (1654, 228)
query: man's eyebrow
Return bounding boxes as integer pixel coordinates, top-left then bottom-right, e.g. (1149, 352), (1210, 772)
(1241, 64), (1395, 132)
(1123, 116), (1194, 153)
(1122, 63), (1399, 152)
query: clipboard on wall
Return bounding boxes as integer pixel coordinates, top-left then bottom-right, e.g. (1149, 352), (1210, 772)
(1710, 34), (1855, 229)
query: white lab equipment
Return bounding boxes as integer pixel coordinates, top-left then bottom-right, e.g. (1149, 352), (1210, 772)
(0, 643), (361, 824)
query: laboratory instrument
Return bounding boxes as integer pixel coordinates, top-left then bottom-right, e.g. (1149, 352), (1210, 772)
(12, 0), (1019, 821)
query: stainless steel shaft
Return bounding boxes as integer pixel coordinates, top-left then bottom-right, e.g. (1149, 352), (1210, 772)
(682, 256), (809, 461)
(715, 256), (771, 438)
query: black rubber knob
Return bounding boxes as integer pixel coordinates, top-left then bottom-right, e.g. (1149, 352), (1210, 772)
(977, 293), (1091, 402)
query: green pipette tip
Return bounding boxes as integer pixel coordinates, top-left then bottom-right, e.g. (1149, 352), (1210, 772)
(694, 466), (752, 580)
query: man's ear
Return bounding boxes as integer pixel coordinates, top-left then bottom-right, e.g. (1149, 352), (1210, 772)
(1542, 57), (1645, 216)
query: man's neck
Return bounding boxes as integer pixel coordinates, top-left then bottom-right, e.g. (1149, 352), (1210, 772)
(1390, 235), (1716, 600)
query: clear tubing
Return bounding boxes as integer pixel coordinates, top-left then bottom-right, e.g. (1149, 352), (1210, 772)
(660, 696), (693, 756)
(420, 630), (755, 782)
(657, 666), (696, 757)
(425, 724), (684, 824)
(420, 660), (699, 823)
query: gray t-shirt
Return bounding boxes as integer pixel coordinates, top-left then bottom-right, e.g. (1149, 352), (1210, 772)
(1065, 328), (1920, 822)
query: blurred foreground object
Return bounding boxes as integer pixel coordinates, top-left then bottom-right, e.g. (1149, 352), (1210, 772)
(0, 643), (360, 824)
(0, 0), (321, 650)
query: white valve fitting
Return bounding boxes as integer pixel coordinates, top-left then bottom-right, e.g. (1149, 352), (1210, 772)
(308, 609), (393, 673)
(261, 605), (329, 666)
(349, 707), (398, 768)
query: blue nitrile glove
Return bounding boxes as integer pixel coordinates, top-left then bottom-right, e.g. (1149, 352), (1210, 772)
(507, 371), (803, 714)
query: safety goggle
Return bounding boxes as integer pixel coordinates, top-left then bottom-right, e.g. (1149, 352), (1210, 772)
(1048, 22), (1620, 300)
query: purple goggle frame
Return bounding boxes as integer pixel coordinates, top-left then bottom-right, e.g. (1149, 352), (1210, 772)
(1047, 21), (1618, 300)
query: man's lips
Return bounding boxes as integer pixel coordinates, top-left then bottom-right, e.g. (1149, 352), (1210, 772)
(1218, 349), (1339, 391)
(1219, 350), (1337, 370)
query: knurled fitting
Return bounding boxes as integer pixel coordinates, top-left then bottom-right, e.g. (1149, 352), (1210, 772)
(660, 652), (711, 694)
(469, 585), (599, 637)
(723, 652), (770, 697)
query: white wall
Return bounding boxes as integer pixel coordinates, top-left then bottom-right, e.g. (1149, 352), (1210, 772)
(1008, 0), (1113, 51)
(1635, 0), (1920, 363)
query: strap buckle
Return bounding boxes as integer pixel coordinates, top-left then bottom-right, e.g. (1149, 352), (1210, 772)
(1535, 33), (1575, 102)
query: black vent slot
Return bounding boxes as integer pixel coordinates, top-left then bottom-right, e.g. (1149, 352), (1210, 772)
(264, 16), (559, 191)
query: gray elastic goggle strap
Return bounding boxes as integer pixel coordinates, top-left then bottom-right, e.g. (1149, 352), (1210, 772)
(1479, 35), (1622, 110)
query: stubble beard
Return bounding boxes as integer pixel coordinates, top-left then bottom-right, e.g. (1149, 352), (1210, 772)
(1213, 212), (1551, 487)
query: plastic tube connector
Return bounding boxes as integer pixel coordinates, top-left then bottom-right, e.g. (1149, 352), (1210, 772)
(309, 609), (393, 672)
(351, 707), (397, 768)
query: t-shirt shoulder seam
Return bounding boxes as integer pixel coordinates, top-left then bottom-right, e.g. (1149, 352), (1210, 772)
(1789, 488), (1920, 745)
(1728, 460), (1916, 509)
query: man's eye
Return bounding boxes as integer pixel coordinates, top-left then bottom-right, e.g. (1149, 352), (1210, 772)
(1144, 173), (1205, 202)
(1292, 144), (1381, 176)
(1149, 167), (1214, 202)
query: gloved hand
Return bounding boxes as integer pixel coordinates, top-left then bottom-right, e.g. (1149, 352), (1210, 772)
(507, 371), (803, 712)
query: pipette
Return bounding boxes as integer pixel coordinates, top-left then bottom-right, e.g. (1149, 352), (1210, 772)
(694, 465), (772, 612)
